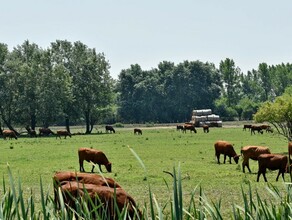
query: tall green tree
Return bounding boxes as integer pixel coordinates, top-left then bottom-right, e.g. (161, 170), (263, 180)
(258, 63), (272, 101)
(6, 40), (42, 130)
(71, 42), (112, 133)
(49, 40), (75, 132)
(219, 58), (241, 107)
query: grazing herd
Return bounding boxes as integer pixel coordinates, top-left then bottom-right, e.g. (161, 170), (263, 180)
(1, 125), (144, 140)
(215, 139), (292, 182)
(1, 122), (291, 216)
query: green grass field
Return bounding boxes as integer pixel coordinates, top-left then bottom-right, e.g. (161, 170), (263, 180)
(0, 124), (290, 217)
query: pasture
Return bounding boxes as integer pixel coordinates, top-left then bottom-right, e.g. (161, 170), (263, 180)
(0, 124), (290, 217)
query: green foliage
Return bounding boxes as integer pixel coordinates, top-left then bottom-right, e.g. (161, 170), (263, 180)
(254, 92), (292, 140)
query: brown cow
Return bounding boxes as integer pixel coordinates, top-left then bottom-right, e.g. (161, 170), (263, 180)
(39, 128), (54, 136)
(176, 125), (184, 131)
(250, 125), (263, 135)
(243, 124), (252, 131)
(183, 124), (197, 133)
(25, 126), (37, 137)
(241, 146), (271, 173)
(53, 172), (140, 219)
(214, 140), (240, 164)
(203, 124), (209, 133)
(56, 130), (72, 139)
(2, 129), (18, 140)
(134, 128), (142, 135)
(53, 171), (121, 190)
(257, 154), (290, 182)
(105, 125), (115, 133)
(78, 148), (112, 173)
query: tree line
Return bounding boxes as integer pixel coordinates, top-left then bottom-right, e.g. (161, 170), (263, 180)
(1, 40), (292, 133)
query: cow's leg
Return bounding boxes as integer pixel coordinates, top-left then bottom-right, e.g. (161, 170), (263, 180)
(247, 164), (252, 173)
(79, 159), (84, 172)
(263, 172), (268, 182)
(257, 171), (261, 182)
(276, 170), (285, 181)
(91, 165), (95, 173)
(99, 164), (103, 172)
(242, 161), (246, 173)
(216, 154), (220, 164)
(223, 155), (227, 164)
(242, 160), (251, 173)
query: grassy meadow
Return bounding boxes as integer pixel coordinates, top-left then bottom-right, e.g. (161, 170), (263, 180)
(0, 124), (291, 218)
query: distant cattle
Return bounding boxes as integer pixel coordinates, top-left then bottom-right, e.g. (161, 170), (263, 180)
(203, 125), (209, 133)
(183, 124), (197, 133)
(53, 171), (140, 219)
(2, 129), (17, 140)
(78, 148), (112, 173)
(257, 154), (290, 182)
(176, 125), (184, 131)
(25, 126), (37, 137)
(105, 125), (115, 133)
(56, 130), (72, 139)
(250, 125), (263, 135)
(134, 128), (142, 135)
(214, 140), (240, 164)
(260, 124), (274, 133)
(39, 128), (54, 136)
(241, 146), (271, 173)
(243, 124), (252, 131)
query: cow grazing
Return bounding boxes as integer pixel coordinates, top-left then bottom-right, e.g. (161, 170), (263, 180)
(203, 124), (209, 133)
(214, 140), (240, 164)
(56, 130), (72, 139)
(53, 172), (140, 219)
(105, 125), (115, 133)
(250, 125), (263, 135)
(78, 148), (112, 173)
(25, 126), (37, 137)
(134, 128), (142, 135)
(257, 154), (290, 182)
(243, 124), (252, 131)
(2, 129), (18, 140)
(39, 128), (54, 136)
(241, 146), (271, 173)
(183, 124), (197, 133)
(176, 125), (184, 131)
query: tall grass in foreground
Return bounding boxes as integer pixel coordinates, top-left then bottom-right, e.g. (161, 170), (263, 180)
(2, 163), (292, 219)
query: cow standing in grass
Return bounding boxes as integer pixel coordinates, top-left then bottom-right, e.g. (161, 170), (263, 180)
(183, 124), (197, 133)
(105, 125), (115, 133)
(203, 125), (209, 133)
(2, 130), (18, 140)
(134, 128), (142, 135)
(78, 148), (112, 173)
(214, 140), (240, 164)
(257, 154), (290, 182)
(241, 146), (271, 173)
(56, 130), (72, 139)
(39, 128), (54, 136)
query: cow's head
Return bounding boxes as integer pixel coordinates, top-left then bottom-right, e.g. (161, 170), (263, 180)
(106, 163), (112, 172)
(234, 155), (240, 164)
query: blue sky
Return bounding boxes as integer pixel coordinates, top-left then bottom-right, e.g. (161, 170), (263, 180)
(1, 1), (292, 79)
